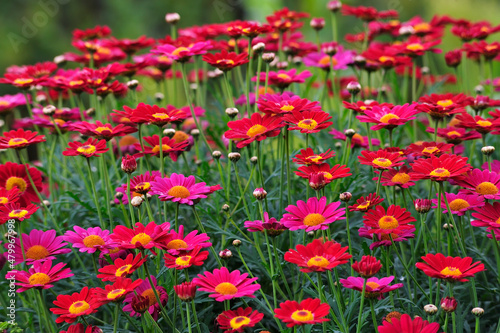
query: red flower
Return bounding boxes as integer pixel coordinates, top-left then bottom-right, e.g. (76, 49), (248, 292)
(274, 298), (330, 328)
(104, 36), (155, 55)
(292, 148), (335, 165)
(295, 163), (352, 183)
(73, 25), (112, 40)
(410, 154), (471, 182)
(415, 253), (485, 282)
(341, 4), (398, 21)
(134, 135), (189, 161)
(0, 187), (20, 206)
(349, 193), (384, 212)
(110, 221), (170, 254)
(284, 239), (351, 273)
(0, 162), (43, 205)
(202, 49), (249, 71)
(417, 93), (472, 119)
(455, 168), (500, 200)
(283, 111), (333, 133)
(374, 166), (415, 188)
(426, 126), (481, 144)
(63, 138), (109, 158)
(71, 121), (137, 140)
(0, 73), (46, 89)
(378, 313), (441, 333)
(216, 307), (264, 333)
(356, 103), (419, 130)
(342, 100), (394, 115)
(174, 282), (197, 302)
(391, 37), (442, 57)
(358, 149), (406, 170)
(363, 205), (416, 236)
(257, 92), (322, 116)
(225, 113), (284, 148)
(153, 42), (212, 62)
(456, 113), (500, 134)
(0, 129), (45, 150)
(405, 141), (454, 157)
(50, 286), (100, 324)
(93, 277), (143, 304)
(97, 253), (147, 282)
(0, 202), (39, 224)
(352, 255), (382, 278)
(128, 103), (188, 126)
(163, 246), (209, 269)
(445, 49), (462, 67)
(253, 69), (312, 89)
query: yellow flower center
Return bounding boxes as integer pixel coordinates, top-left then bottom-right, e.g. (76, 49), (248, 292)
(303, 213), (326, 226)
(141, 288), (159, 306)
(437, 99), (453, 107)
(291, 310), (314, 322)
(172, 47), (189, 57)
(320, 172), (333, 180)
(69, 80), (84, 86)
(0, 196), (8, 204)
(28, 272), (51, 285)
(318, 56), (338, 67)
(152, 113), (170, 120)
(5, 176), (27, 193)
(230, 316), (251, 329)
(82, 235), (105, 248)
(280, 104), (295, 112)
(214, 282), (238, 295)
(0, 101), (10, 106)
(406, 43), (424, 52)
(352, 134), (364, 143)
(13, 78), (34, 85)
(357, 200), (371, 210)
(8, 138), (29, 146)
(379, 113), (400, 123)
(379, 56), (395, 63)
(107, 288), (126, 300)
(307, 155), (323, 164)
(378, 216), (399, 230)
(25, 245), (50, 260)
(307, 255), (330, 268)
(130, 233), (152, 247)
(366, 281), (380, 289)
(175, 255), (192, 267)
(391, 173), (410, 184)
(372, 158), (392, 168)
(475, 182), (499, 195)
(448, 199), (470, 211)
(422, 147), (438, 154)
(135, 182), (151, 192)
(68, 301), (91, 315)
(246, 124), (267, 137)
(115, 264), (133, 277)
(9, 209), (28, 219)
(151, 144), (172, 153)
(476, 120), (492, 127)
(216, 59), (235, 65)
(77, 144), (96, 155)
(447, 131), (461, 137)
(297, 119), (318, 130)
(166, 239), (188, 250)
(429, 168), (451, 177)
(277, 73), (291, 81)
(440, 266), (462, 276)
(167, 185), (191, 198)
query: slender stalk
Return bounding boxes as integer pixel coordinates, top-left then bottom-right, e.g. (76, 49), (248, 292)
(370, 300), (379, 333)
(126, 173), (135, 223)
(355, 279), (367, 333)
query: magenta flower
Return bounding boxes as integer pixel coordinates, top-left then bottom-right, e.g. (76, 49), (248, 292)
(164, 225), (212, 255)
(455, 168), (500, 200)
(244, 212), (288, 236)
(358, 227), (415, 249)
(62, 226), (116, 254)
(123, 275), (168, 320)
(471, 202), (500, 229)
(339, 276), (403, 299)
(356, 104), (420, 131)
(0, 93), (27, 113)
(7, 260), (73, 292)
(150, 173), (213, 205)
(193, 267), (260, 302)
(303, 47), (354, 70)
(152, 42), (212, 62)
(253, 69), (312, 89)
(433, 192), (484, 216)
(114, 171), (161, 205)
(282, 197), (345, 232)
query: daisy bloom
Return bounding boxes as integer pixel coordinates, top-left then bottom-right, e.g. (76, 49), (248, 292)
(0, 162), (43, 205)
(0, 129), (45, 150)
(455, 169), (500, 200)
(378, 314), (441, 333)
(341, 4), (397, 21)
(128, 103), (188, 126)
(432, 192), (484, 216)
(225, 113), (284, 149)
(375, 166), (415, 188)
(134, 135), (189, 161)
(253, 69), (312, 89)
(217, 307), (264, 333)
(244, 212), (288, 237)
(283, 110), (333, 133)
(163, 246), (209, 269)
(292, 148), (335, 165)
(302, 48), (354, 71)
(50, 286), (100, 324)
(93, 277), (143, 304)
(410, 154), (472, 182)
(257, 92), (321, 116)
(358, 227), (415, 250)
(362, 205), (416, 236)
(349, 193), (384, 212)
(111, 221), (170, 253)
(426, 126), (481, 145)
(352, 255), (382, 278)
(295, 163), (352, 183)
(97, 253), (147, 282)
(0, 187), (20, 206)
(340, 276), (403, 299)
(405, 141), (454, 158)
(153, 42), (212, 62)
(70, 121), (137, 140)
(0, 93), (27, 114)
(130, 171), (161, 195)
(282, 196), (345, 232)
(284, 239), (351, 273)
(417, 93), (471, 120)
(193, 266), (260, 302)
(343, 100), (395, 115)
(358, 149), (406, 170)
(274, 298), (330, 328)
(150, 173), (213, 205)
(456, 113), (500, 134)
(123, 276), (168, 319)
(202, 49), (249, 71)
(164, 225), (212, 255)
(59, 323), (101, 333)
(63, 137), (109, 158)
(392, 37), (442, 57)
(63, 226), (116, 254)
(471, 202), (500, 229)
(415, 253), (485, 282)
(7, 260), (73, 292)
(356, 104), (419, 130)
(0, 202), (38, 223)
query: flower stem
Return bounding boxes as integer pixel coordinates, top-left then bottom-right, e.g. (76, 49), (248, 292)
(355, 279), (367, 333)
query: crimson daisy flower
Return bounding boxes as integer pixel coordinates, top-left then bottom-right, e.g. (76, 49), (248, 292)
(174, 282), (197, 302)
(0, 202), (38, 223)
(0, 187), (20, 206)
(0, 73), (45, 89)
(128, 103), (188, 126)
(97, 253), (147, 282)
(472, 202), (500, 229)
(150, 173), (213, 206)
(153, 42), (212, 62)
(455, 169), (500, 200)
(70, 121), (137, 140)
(216, 307), (264, 333)
(134, 135), (189, 161)
(163, 246), (209, 269)
(352, 255), (382, 278)
(93, 277), (143, 304)
(432, 192), (484, 216)
(295, 163), (352, 183)
(349, 193), (384, 212)
(374, 166), (416, 188)
(0, 129), (45, 150)
(330, 129), (381, 149)
(274, 298), (330, 328)
(378, 313), (441, 333)
(193, 266), (260, 302)
(7, 260), (73, 292)
(59, 323), (100, 333)
(392, 37), (442, 57)
(282, 196), (345, 232)
(111, 221), (170, 254)
(292, 148), (335, 165)
(405, 141), (454, 158)
(410, 154), (472, 182)
(417, 93), (471, 120)
(253, 69), (312, 89)
(62, 226), (116, 254)
(50, 286), (101, 324)
(356, 104), (419, 130)
(257, 92), (322, 116)
(130, 171), (161, 194)
(0, 162), (43, 205)
(341, 4), (397, 21)
(283, 110), (333, 133)
(343, 100), (394, 115)
(456, 113), (500, 134)
(359, 227), (415, 250)
(225, 113), (284, 148)
(164, 225), (212, 255)
(202, 49), (249, 71)
(426, 126), (481, 144)
(63, 137), (109, 158)
(415, 253), (485, 282)
(244, 212), (288, 237)
(284, 239), (351, 273)
(340, 276), (403, 299)
(358, 149), (406, 170)
(123, 275), (168, 319)
(363, 205), (416, 236)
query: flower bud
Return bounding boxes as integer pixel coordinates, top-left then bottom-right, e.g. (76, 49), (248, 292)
(43, 200), (51, 207)
(54, 55), (67, 65)
(154, 92), (164, 101)
(43, 105), (56, 116)
(190, 83), (198, 90)
(474, 85), (484, 95)
(309, 173), (326, 191)
(262, 52), (276, 63)
(352, 255), (382, 278)
(252, 42), (266, 54)
(174, 282), (196, 302)
(222, 204), (230, 212)
(228, 152), (241, 162)
(347, 81), (362, 96)
(131, 295), (150, 313)
(424, 304), (438, 315)
(414, 199), (432, 214)
(310, 18), (325, 31)
(481, 146), (495, 156)
(250, 156), (258, 164)
(399, 26), (415, 36)
(353, 55), (367, 67)
(327, 0), (342, 12)
(190, 129), (200, 139)
(335, 142), (343, 149)
(253, 188), (267, 200)
(163, 128), (176, 138)
(339, 192), (352, 202)
(5, 231), (18, 239)
(86, 108), (95, 117)
(443, 223), (454, 230)
(292, 56), (302, 66)
(36, 94), (47, 103)
(126, 80), (139, 89)
(121, 154), (137, 174)
(440, 297), (457, 313)
(344, 129), (356, 138)
(212, 150), (222, 160)
(208, 69), (224, 78)
(276, 61), (288, 69)
(471, 307), (484, 317)
(115, 192), (124, 199)
(219, 249), (232, 260)
(131, 196), (143, 207)
(165, 13), (180, 24)
(232, 239), (242, 247)
(445, 50), (462, 68)
(225, 107), (239, 119)
(307, 231), (315, 238)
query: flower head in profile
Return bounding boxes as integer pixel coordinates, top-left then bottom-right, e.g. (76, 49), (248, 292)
(150, 173), (213, 205)
(295, 163), (352, 183)
(63, 138), (109, 158)
(202, 49), (249, 71)
(410, 154), (472, 182)
(174, 282), (197, 302)
(417, 93), (471, 119)
(0, 129), (45, 150)
(0, 187), (20, 207)
(378, 313), (440, 333)
(244, 212), (288, 237)
(416, 253), (485, 282)
(123, 276), (168, 319)
(432, 192), (484, 216)
(253, 69), (312, 89)
(0, 202), (39, 223)
(282, 197), (345, 232)
(455, 169), (500, 200)
(302, 47), (354, 71)
(349, 193), (384, 212)
(284, 239), (351, 273)
(340, 276), (403, 299)
(7, 260), (73, 292)
(153, 42), (212, 62)
(70, 121), (137, 140)
(93, 277), (143, 304)
(352, 255), (382, 278)
(426, 126), (481, 145)
(225, 113), (284, 148)
(216, 307), (264, 333)
(163, 246), (209, 270)
(359, 227), (415, 250)
(405, 141), (454, 158)
(274, 298), (330, 328)
(50, 286), (100, 323)
(128, 103), (188, 126)
(471, 202), (500, 230)
(134, 135), (189, 161)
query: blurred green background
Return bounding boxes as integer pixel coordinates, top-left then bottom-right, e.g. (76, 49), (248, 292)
(1, 0), (499, 95)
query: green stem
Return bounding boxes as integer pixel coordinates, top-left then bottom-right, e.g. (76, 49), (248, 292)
(355, 279), (367, 333)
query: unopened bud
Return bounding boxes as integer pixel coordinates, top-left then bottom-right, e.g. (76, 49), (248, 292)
(339, 192), (352, 202)
(327, 0), (342, 12)
(86, 108), (95, 117)
(212, 150), (222, 160)
(262, 52), (276, 63)
(115, 192), (124, 199)
(54, 55), (67, 65)
(154, 92), (164, 101)
(347, 81), (361, 95)
(131, 196), (143, 207)
(252, 42), (266, 54)
(424, 304), (438, 315)
(335, 142), (343, 149)
(165, 13), (181, 24)
(443, 223), (454, 230)
(228, 152), (241, 162)
(232, 239), (242, 247)
(190, 83), (198, 90)
(353, 55), (366, 67)
(127, 80), (139, 89)
(307, 231), (315, 237)
(250, 156), (258, 164)
(36, 94), (47, 103)
(481, 146), (495, 156)
(219, 249), (232, 259)
(43, 200), (51, 207)
(474, 85), (484, 94)
(310, 18), (325, 31)
(276, 61), (288, 69)
(225, 107), (239, 119)
(121, 154), (137, 174)
(43, 105), (56, 116)
(222, 204), (230, 212)
(163, 128), (176, 138)
(190, 129), (200, 138)
(344, 129), (356, 138)
(208, 69), (224, 78)
(253, 188), (267, 200)
(472, 307), (484, 317)
(399, 26), (415, 36)
(440, 297), (457, 313)
(414, 199), (432, 214)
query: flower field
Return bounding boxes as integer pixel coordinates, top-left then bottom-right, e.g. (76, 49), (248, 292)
(1, 2), (500, 332)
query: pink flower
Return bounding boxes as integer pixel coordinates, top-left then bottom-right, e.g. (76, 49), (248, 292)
(358, 227), (415, 249)
(152, 42), (212, 62)
(329, 129), (381, 148)
(164, 225), (212, 255)
(63, 226), (116, 254)
(150, 173), (213, 205)
(455, 168), (500, 200)
(253, 69), (312, 89)
(303, 47), (354, 70)
(432, 192), (484, 216)
(7, 260), (73, 292)
(0, 93), (27, 113)
(282, 197), (345, 232)
(356, 104), (420, 130)
(339, 276), (403, 299)
(244, 212), (288, 236)
(123, 275), (168, 319)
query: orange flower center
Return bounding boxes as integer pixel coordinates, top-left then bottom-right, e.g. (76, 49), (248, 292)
(303, 213), (326, 226)
(391, 172), (410, 184)
(297, 119), (318, 130)
(366, 281), (380, 289)
(8, 138), (29, 146)
(152, 144), (172, 153)
(28, 272), (51, 285)
(68, 301), (91, 315)
(115, 264), (133, 277)
(135, 182), (151, 192)
(446, 131), (461, 137)
(379, 56), (395, 63)
(246, 124), (267, 137)
(413, 22), (431, 32)
(175, 255), (192, 267)
(406, 43), (424, 52)
(6, 176), (27, 193)
(372, 158), (392, 168)
(475, 182), (499, 195)
(25, 245), (50, 260)
(378, 216), (399, 229)
(77, 144), (96, 155)
(437, 99), (453, 107)
(476, 120), (492, 127)
(166, 239), (188, 250)
(167, 185), (191, 198)
(277, 73), (291, 81)
(172, 47), (190, 57)
(320, 172), (333, 180)
(307, 255), (330, 268)
(440, 266), (462, 276)
(318, 55), (338, 67)
(291, 310), (314, 322)
(69, 80), (84, 86)
(429, 168), (451, 177)
(230, 316), (251, 329)
(82, 235), (105, 248)
(107, 288), (126, 300)
(94, 126), (111, 133)
(130, 233), (152, 246)
(379, 113), (400, 123)
(152, 113), (170, 120)
(214, 282), (238, 295)
(422, 147), (438, 154)
(216, 59), (235, 65)
(352, 133), (364, 143)
(0, 101), (10, 106)
(141, 288), (159, 306)
(280, 104), (295, 112)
